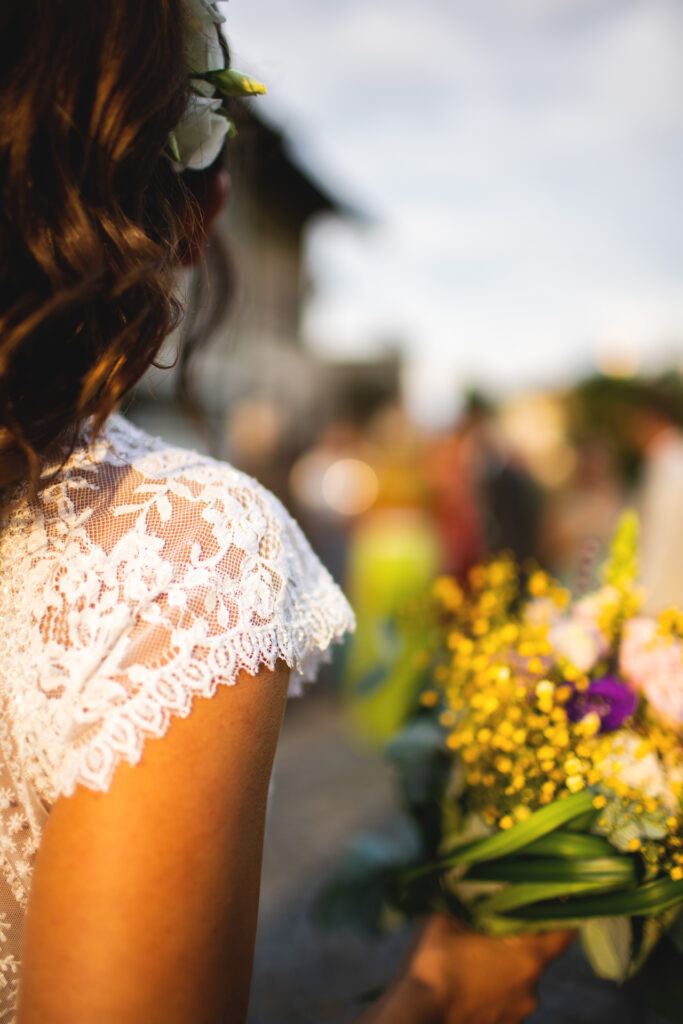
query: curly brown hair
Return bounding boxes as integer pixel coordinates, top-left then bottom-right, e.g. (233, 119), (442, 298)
(0, 0), (207, 491)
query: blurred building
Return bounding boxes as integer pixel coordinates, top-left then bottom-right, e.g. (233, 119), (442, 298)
(128, 109), (398, 469)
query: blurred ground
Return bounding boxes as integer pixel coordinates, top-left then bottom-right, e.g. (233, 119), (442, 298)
(248, 681), (671, 1024)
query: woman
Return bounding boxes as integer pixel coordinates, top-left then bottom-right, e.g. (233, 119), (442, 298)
(0, 2), (571, 1021)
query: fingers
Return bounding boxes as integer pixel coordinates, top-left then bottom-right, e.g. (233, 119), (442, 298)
(525, 928), (576, 963)
(502, 993), (539, 1024)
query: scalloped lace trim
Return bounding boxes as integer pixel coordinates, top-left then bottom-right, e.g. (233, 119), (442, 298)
(59, 601), (351, 797)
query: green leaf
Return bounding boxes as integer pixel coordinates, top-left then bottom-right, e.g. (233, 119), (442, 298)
(466, 855), (637, 885)
(522, 832), (616, 859)
(214, 108), (238, 136)
(479, 879), (627, 916)
(424, 791), (595, 873)
(563, 810), (599, 832)
(504, 876), (683, 921)
(439, 813), (493, 857)
(581, 917), (632, 982)
(167, 131), (181, 163)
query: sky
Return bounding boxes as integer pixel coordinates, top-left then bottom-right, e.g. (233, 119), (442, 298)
(225, 0), (683, 424)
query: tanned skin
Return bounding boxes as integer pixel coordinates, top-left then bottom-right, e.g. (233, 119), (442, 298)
(19, 662), (291, 1024)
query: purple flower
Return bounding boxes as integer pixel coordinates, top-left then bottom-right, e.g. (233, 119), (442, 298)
(566, 675), (638, 733)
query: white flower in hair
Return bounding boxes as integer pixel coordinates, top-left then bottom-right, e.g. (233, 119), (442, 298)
(184, 0), (226, 76)
(169, 0), (265, 172)
(172, 95), (229, 172)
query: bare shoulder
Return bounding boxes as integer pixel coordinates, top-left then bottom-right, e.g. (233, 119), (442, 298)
(19, 661), (291, 1024)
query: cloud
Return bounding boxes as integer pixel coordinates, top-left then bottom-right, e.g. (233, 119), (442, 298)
(226, 0), (683, 421)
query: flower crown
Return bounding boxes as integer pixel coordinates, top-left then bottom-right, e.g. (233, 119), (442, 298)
(169, 0), (265, 172)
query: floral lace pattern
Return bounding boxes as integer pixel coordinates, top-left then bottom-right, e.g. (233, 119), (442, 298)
(0, 413), (354, 1020)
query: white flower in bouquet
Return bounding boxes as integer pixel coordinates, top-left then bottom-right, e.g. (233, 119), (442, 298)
(573, 586), (621, 627)
(601, 730), (683, 813)
(523, 596), (562, 628)
(546, 586), (617, 672)
(549, 617), (606, 672)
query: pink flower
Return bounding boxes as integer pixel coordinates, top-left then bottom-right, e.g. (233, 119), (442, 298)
(619, 617), (683, 726)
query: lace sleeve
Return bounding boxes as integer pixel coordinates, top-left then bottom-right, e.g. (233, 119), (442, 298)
(56, 475), (354, 797)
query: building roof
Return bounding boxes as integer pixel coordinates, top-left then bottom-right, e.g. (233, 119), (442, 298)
(232, 107), (363, 226)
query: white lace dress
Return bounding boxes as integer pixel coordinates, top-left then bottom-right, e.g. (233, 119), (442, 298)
(0, 413), (354, 1021)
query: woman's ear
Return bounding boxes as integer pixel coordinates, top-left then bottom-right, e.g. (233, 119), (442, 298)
(179, 168), (230, 266)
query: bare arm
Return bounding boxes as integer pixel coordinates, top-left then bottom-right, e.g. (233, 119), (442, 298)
(18, 661), (291, 1024)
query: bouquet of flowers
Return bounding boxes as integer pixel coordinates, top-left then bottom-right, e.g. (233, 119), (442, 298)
(322, 513), (683, 1007)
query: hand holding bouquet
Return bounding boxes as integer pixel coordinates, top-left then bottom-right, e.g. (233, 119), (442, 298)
(324, 514), (683, 1006)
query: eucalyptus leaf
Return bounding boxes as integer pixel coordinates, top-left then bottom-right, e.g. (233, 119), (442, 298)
(315, 827), (421, 934)
(387, 719), (445, 765)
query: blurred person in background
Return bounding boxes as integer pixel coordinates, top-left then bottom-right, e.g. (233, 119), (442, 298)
(0, 2), (572, 1022)
(571, 373), (683, 610)
(628, 382), (683, 612)
(343, 403), (444, 742)
(458, 392), (542, 565)
(540, 436), (624, 587)
(427, 391), (541, 579)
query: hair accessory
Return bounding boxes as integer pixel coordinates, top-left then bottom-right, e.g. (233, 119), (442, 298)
(168, 0), (265, 172)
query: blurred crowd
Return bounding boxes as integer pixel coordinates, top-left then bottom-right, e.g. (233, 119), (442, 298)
(225, 369), (683, 601)
(222, 367), (683, 737)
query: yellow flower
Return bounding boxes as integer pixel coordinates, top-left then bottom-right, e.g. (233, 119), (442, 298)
(433, 576), (463, 611)
(528, 571), (550, 597)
